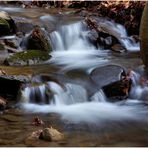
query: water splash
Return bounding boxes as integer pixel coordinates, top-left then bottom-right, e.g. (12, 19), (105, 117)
(49, 21), (109, 71)
(20, 101), (147, 124)
(19, 77), (148, 124)
(129, 70), (148, 100)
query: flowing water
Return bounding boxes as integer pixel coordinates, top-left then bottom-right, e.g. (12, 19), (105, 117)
(0, 6), (148, 147)
(19, 18), (147, 123)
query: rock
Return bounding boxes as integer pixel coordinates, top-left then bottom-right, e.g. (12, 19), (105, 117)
(0, 96), (7, 110)
(102, 78), (132, 101)
(90, 65), (126, 88)
(26, 26), (52, 52)
(140, 2), (148, 73)
(0, 68), (7, 75)
(111, 44), (126, 53)
(85, 17), (121, 49)
(0, 42), (9, 64)
(4, 50), (51, 66)
(90, 65), (132, 101)
(0, 11), (16, 36)
(39, 127), (64, 141)
(31, 116), (44, 126)
(25, 129), (59, 147)
(130, 35), (140, 43)
(13, 17), (34, 34)
(0, 75), (25, 99)
(4, 39), (19, 49)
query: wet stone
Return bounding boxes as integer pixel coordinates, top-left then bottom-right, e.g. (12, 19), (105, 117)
(90, 65), (126, 88)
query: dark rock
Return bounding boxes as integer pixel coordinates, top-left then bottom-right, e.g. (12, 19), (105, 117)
(0, 75), (25, 99)
(102, 78), (132, 101)
(26, 26), (52, 52)
(90, 65), (132, 101)
(0, 11), (16, 36)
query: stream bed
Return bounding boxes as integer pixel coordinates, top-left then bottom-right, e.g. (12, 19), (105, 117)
(0, 5), (148, 147)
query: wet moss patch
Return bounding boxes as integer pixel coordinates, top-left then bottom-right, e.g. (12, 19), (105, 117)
(5, 50), (51, 66)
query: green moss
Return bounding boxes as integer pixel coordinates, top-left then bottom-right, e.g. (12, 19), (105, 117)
(8, 50), (51, 63)
(0, 18), (10, 29)
(0, 43), (5, 50)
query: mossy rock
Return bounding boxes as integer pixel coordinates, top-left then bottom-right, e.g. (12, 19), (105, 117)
(5, 50), (51, 66)
(0, 11), (16, 36)
(27, 27), (52, 52)
(0, 18), (10, 35)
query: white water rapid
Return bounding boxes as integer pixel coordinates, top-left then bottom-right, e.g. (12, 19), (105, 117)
(49, 21), (109, 71)
(19, 19), (147, 124)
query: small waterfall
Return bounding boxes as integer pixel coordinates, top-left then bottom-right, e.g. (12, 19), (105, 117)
(20, 84), (48, 104)
(20, 81), (91, 105)
(50, 21), (92, 51)
(49, 21), (109, 71)
(18, 19), (147, 124)
(48, 82), (88, 105)
(98, 20), (139, 51)
(129, 70), (148, 100)
(91, 89), (106, 102)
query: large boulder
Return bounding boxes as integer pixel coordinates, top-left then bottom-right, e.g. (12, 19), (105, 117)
(4, 50), (51, 66)
(140, 2), (148, 73)
(26, 26), (52, 52)
(90, 65), (132, 101)
(0, 75), (26, 99)
(90, 65), (126, 88)
(102, 78), (132, 101)
(0, 11), (16, 36)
